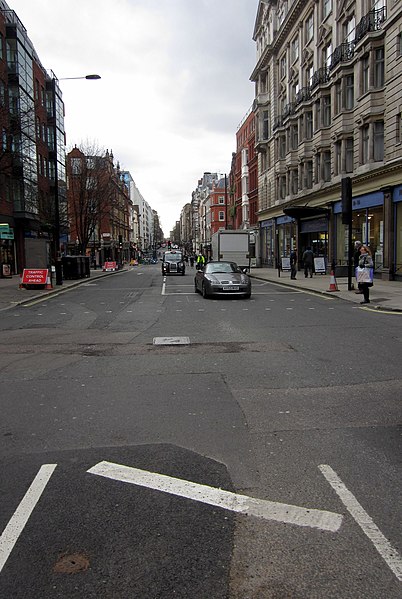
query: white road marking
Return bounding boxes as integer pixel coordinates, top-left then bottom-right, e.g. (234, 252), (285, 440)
(162, 278), (166, 295)
(319, 464), (402, 581)
(153, 336), (190, 345)
(0, 464), (57, 573)
(88, 461), (343, 532)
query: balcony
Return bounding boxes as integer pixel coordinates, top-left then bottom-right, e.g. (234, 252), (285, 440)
(295, 87), (311, 105)
(329, 42), (355, 71)
(273, 115), (283, 131)
(355, 7), (386, 44)
(283, 102), (296, 119)
(310, 67), (330, 90)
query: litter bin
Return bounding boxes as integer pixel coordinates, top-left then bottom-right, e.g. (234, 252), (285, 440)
(62, 256), (80, 279)
(81, 256), (90, 277)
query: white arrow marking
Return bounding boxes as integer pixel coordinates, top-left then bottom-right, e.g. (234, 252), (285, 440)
(88, 461), (343, 532)
(319, 464), (402, 581)
(0, 464), (57, 573)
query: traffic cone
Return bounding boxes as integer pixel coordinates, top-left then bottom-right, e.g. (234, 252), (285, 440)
(45, 270), (53, 290)
(327, 269), (338, 292)
(19, 275), (25, 289)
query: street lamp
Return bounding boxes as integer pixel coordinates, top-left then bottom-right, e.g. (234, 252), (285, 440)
(50, 73), (101, 285)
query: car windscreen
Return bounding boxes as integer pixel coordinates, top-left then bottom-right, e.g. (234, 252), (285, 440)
(205, 262), (239, 274)
(164, 253), (182, 262)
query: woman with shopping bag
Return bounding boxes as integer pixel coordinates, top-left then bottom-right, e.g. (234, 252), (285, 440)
(356, 245), (373, 304)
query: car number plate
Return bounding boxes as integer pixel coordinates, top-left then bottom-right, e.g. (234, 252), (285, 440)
(223, 285), (239, 291)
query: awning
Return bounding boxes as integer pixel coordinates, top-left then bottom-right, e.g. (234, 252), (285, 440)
(283, 206), (330, 219)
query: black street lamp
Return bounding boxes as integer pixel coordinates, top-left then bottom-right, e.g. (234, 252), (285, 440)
(49, 73), (101, 285)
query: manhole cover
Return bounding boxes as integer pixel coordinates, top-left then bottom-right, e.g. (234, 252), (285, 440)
(54, 553), (89, 574)
(153, 336), (190, 345)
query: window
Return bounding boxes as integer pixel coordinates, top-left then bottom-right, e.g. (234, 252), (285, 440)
(323, 95), (331, 127)
(305, 13), (314, 42)
(346, 137), (354, 172)
(279, 175), (286, 199)
(344, 17), (355, 44)
(71, 157), (82, 174)
(290, 124), (298, 150)
(307, 64), (314, 87)
(361, 125), (369, 164)
(323, 43), (332, 69)
(397, 113), (401, 144)
(335, 81), (342, 113)
(334, 141), (341, 175)
(374, 47), (384, 88)
(323, 150), (331, 181)
(291, 170), (299, 195)
(262, 110), (269, 139)
(305, 161), (313, 188)
(291, 36), (299, 62)
(315, 99), (321, 129)
(0, 80), (5, 106)
(345, 75), (354, 110)
(362, 56), (369, 94)
(323, 0), (332, 20)
(398, 32), (402, 57)
(218, 211), (225, 221)
(373, 121), (384, 161)
(218, 196), (225, 204)
(305, 111), (313, 139)
(280, 54), (287, 79)
(315, 154), (321, 182)
(279, 135), (286, 158)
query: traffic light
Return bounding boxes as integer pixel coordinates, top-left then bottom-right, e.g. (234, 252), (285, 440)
(341, 177), (352, 225)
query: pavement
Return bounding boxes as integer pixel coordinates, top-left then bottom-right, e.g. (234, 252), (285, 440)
(0, 266), (401, 313)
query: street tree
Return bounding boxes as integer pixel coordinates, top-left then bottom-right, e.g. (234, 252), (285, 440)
(67, 143), (117, 255)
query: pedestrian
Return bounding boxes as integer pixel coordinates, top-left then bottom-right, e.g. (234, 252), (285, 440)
(190, 255), (194, 267)
(290, 248), (297, 280)
(196, 254), (205, 270)
(302, 246), (314, 278)
(353, 241), (363, 293)
(356, 245), (373, 304)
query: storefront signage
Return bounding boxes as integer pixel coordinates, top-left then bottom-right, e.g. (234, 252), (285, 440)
(314, 257), (326, 274)
(21, 269), (48, 285)
(281, 257), (291, 271)
(0, 232), (14, 240)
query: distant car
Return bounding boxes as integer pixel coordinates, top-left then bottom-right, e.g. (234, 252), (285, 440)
(161, 250), (186, 275)
(194, 260), (251, 298)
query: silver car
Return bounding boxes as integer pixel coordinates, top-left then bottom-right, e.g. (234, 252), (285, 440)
(194, 261), (251, 299)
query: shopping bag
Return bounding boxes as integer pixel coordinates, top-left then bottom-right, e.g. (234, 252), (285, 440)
(356, 266), (373, 284)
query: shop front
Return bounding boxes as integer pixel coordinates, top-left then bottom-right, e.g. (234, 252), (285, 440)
(259, 219), (275, 267)
(333, 190), (384, 273)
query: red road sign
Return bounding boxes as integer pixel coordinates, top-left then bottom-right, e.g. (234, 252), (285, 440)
(21, 269), (48, 285)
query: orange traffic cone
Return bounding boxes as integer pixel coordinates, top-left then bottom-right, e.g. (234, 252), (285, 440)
(45, 270), (53, 290)
(327, 269), (338, 292)
(19, 275), (25, 289)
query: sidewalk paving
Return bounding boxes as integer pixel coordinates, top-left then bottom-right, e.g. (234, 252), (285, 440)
(249, 267), (402, 312)
(0, 269), (119, 312)
(0, 266), (401, 313)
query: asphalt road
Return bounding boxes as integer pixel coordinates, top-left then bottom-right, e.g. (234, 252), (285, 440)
(0, 265), (401, 598)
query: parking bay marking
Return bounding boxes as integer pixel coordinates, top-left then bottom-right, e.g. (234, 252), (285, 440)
(0, 464), (57, 573)
(319, 464), (402, 582)
(87, 461), (342, 532)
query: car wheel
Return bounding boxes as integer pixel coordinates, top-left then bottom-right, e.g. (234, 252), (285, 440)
(202, 283), (209, 299)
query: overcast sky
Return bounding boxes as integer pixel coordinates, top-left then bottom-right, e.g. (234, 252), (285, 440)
(10, 0), (258, 236)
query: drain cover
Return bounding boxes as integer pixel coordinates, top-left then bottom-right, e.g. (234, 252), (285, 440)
(153, 336), (190, 345)
(54, 553), (89, 574)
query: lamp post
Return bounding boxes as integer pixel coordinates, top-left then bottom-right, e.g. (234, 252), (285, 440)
(50, 72), (101, 285)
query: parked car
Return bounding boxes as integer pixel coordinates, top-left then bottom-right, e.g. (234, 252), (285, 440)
(194, 260), (251, 298)
(161, 250), (186, 275)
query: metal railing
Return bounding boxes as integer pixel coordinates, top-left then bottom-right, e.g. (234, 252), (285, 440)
(355, 7), (386, 44)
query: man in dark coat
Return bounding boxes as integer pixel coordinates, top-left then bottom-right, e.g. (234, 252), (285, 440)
(302, 247), (314, 278)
